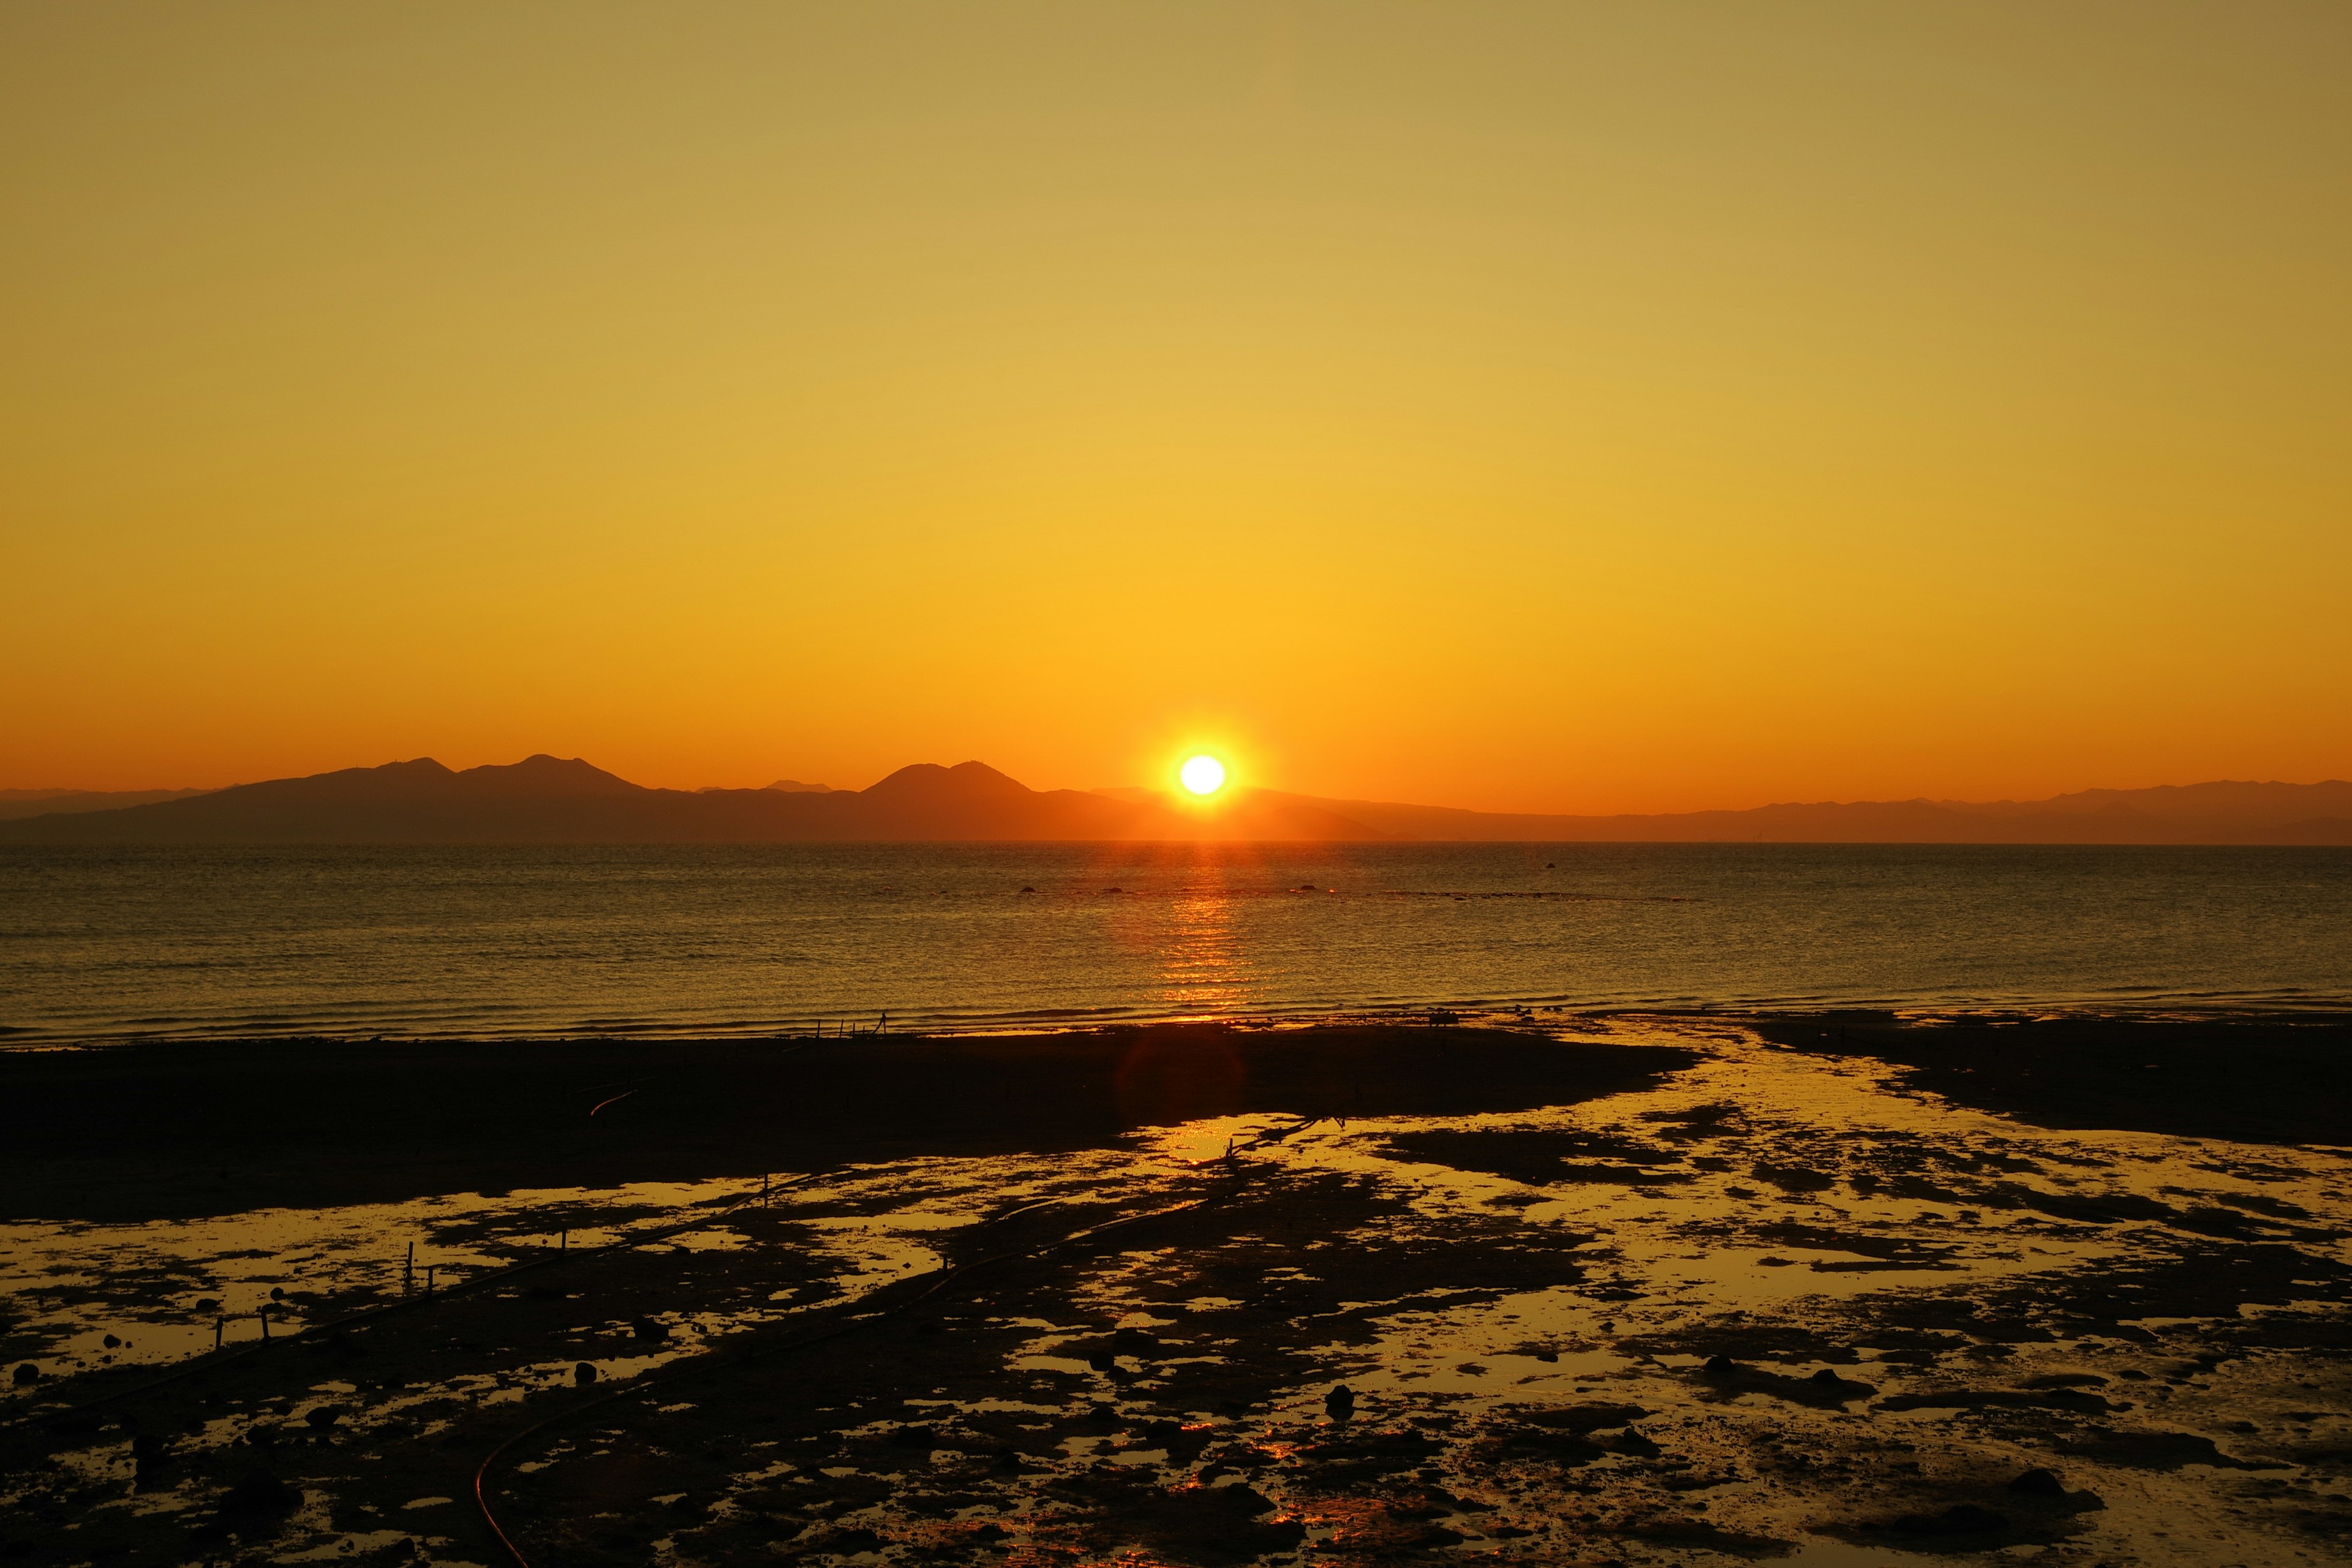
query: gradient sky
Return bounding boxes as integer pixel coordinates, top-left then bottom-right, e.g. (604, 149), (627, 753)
(4, 2), (2346, 811)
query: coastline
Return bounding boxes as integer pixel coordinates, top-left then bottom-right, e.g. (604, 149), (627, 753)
(7, 995), (2352, 1050)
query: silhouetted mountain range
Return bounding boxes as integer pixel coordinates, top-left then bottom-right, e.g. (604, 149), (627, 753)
(0, 757), (1380, 844)
(0, 757), (2345, 845)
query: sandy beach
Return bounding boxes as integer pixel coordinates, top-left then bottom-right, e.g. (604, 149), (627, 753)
(4, 1015), (2350, 1568)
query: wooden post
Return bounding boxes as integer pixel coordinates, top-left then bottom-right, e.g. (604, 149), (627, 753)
(258, 1307), (270, 1342)
(214, 1316), (224, 1351)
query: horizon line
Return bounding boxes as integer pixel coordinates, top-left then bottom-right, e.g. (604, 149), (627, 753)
(5, 751), (2350, 824)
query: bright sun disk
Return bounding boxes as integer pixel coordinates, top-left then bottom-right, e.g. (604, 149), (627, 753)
(1179, 755), (1226, 796)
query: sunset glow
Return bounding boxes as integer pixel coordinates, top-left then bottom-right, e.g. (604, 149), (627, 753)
(0, 7), (2345, 808)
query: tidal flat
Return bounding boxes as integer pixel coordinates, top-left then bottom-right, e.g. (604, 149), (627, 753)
(2, 1017), (2348, 1568)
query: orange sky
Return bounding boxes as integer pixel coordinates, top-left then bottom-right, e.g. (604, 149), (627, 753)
(4, 3), (2347, 813)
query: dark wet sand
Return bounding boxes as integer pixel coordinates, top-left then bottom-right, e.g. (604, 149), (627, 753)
(0, 1025), (1696, 1223)
(1755, 1012), (2352, 1147)
(4, 1017), (2350, 1568)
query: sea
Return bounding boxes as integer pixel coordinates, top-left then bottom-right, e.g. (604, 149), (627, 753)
(1, 843), (2348, 1042)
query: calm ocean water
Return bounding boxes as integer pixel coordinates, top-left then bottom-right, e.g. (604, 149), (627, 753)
(1, 843), (2347, 1042)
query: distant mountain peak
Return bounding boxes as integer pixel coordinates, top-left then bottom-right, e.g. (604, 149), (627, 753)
(862, 760), (1031, 800)
(450, 755), (641, 796)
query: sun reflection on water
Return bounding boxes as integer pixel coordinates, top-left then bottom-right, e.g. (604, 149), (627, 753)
(1156, 880), (1254, 1015)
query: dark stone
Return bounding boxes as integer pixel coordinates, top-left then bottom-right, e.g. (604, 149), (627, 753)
(1753, 1163), (1839, 1193)
(1614, 1426), (1664, 1458)
(9, 1365), (36, 1386)
(1523, 1403), (1649, 1433)
(1698, 1359), (1874, 1408)
(1493, 1427), (1608, 1466)
(1891, 1504), (2008, 1536)
(632, 1316), (669, 1342)
(304, 1405), (343, 1429)
(2060, 1427), (2278, 1471)
(1325, 1385), (1357, 1421)
(2008, 1468), (2067, 1498)
(575, 1362), (598, 1385)
(217, 1472), (299, 1518)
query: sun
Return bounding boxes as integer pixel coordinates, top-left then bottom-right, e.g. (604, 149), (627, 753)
(1178, 755), (1227, 796)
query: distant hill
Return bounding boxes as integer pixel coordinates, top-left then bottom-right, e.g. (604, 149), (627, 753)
(0, 758), (2344, 845)
(1940, 780), (2352, 836)
(1250, 779), (2352, 845)
(0, 786), (213, 821)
